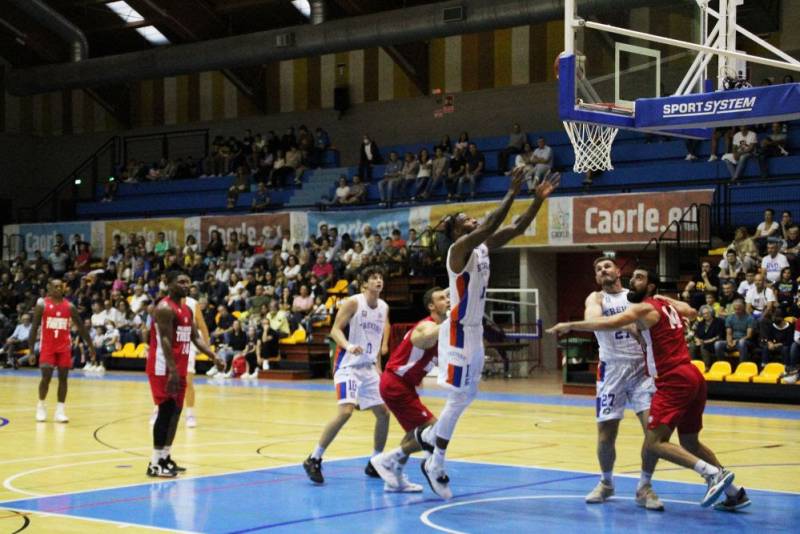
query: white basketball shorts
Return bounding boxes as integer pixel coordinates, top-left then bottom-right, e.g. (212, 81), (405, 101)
(333, 364), (383, 410)
(595, 358), (655, 422)
(436, 319), (484, 393)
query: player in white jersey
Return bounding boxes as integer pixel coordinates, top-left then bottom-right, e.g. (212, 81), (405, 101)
(584, 257), (662, 510)
(419, 169), (560, 498)
(303, 265), (391, 484)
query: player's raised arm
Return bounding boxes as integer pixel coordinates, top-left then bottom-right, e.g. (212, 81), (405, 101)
(448, 170), (524, 272)
(330, 297), (360, 353)
(485, 171), (560, 251)
(547, 303), (657, 335)
(70, 304), (95, 361)
(154, 303), (179, 392)
(410, 321), (440, 350)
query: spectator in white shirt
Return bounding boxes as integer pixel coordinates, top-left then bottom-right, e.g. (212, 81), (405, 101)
(90, 301), (107, 328)
(745, 274), (776, 318)
(129, 284), (150, 314)
(2, 313), (31, 365)
(755, 208), (781, 255)
(333, 175), (350, 205)
(760, 239), (790, 284)
(531, 137), (554, 186)
(737, 270), (756, 298)
(722, 125), (757, 182)
(49, 246), (69, 277)
(718, 250), (743, 281)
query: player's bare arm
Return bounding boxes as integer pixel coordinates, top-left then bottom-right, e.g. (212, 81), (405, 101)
(378, 315), (391, 370)
(71, 304), (96, 361)
(448, 170), (524, 272)
(190, 321), (224, 370)
(485, 171), (561, 251)
(653, 295), (698, 321)
(330, 297), (361, 353)
(410, 321), (440, 350)
(583, 291), (603, 320)
(547, 302), (659, 335)
(28, 303), (44, 365)
(154, 303), (179, 393)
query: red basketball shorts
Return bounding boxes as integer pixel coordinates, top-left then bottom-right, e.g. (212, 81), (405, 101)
(648, 362), (707, 434)
(39, 349), (72, 369)
(148, 374), (187, 408)
(379, 370), (435, 432)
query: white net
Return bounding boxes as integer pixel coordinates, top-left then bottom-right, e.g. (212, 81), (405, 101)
(563, 120), (619, 173)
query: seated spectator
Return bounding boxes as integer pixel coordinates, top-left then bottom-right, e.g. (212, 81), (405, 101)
(707, 127), (733, 162)
(447, 148), (466, 201)
(718, 280), (738, 317)
(745, 273), (776, 319)
(1, 313), (31, 368)
(704, 291), (722, 317)
(301, 295), (329, 342)
(760, 308), (794, 368)
(379, 151), (403, 207)
(311, 255), (334, 289)
(400, 152), (420, 201)
(717, 249), (743, 282)
(219, 320), (248, 374)
(692, 305), (725, 367)
(435, 134), (452, 155)
(498, 123), (526, 174)
(270, 150), (292, 188)
(722, 125), (757, 182)
(210, 304), (234, 344)
(781, 224), (800, 274)
(344, 241), (366, 279)
(729, 226), (760, 271)
(755, 208), (781, 255)
(454, 131), (470, 152)
(340, 175), (366, 205)
(358, 135), (381, 181)
(412, 149), (432, 201)
(460, 143), (485, 200)
(774, 267), (798, 317)
(290, 285), (314, 329)
(227, 166), (250, 209)
(758, 122), (789, 179)
(422, 147), (449, 200)
(74, 242), (92, 273)
(333, 175), (350, 205)
(780, 211), (794, 240)
(531, 137), (554, 187)
(286, 145), (305, 186)
(761, 238), (790, 285)
(314, 127), (331, 163)
(714, 298), (755, 362)
(251, 182), (270, 212)
(681, 261), (719, 309)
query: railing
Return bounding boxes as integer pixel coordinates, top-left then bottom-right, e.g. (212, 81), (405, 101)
(123, 128), (209, 167)
(1, 233), (23, 261)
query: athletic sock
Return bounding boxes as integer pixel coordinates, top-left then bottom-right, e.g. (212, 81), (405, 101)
(163, 446), (171, 458)
(387, 447), (406, 462)
(151, 449), (161, 465)
(430, 447), (446, 468)
(637, 471), (653, 491)
(56, 402), (65, 412)
(159, 449), (169, 461)
(601, 471), (613, 485)
(37, 400), (45, 409)
(693, 460), (720, 478)
(185, 408), (194, 417)
(421, 425), (436, 446)
(724, 482), (741, 497)
(372, 449), (383, 458)
(311, 445), (325, 460)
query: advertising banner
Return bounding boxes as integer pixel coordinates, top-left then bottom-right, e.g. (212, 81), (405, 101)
(198, 213), (290, 247)
(572, 189), (714, 244)
(17, 221), (92, 256)
(306, 209), (410, 243)
(105, 218), (185, 253)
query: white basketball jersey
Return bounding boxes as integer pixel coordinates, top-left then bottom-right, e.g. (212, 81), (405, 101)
(335, 293), (388, 369)
(447, 243), (490, 329)
(593, 289), (645, 361)
(185, 296), (199, 357)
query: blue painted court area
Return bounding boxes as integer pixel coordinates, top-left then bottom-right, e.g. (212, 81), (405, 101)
(1, 458), (796, 533)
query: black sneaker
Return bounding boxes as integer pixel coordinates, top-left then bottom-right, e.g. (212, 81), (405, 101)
(415, 427), (434, 454)
(303, 456), (324, 484)
(147, 459), (177, 478)
(714, 487), (751, 512)
(164, 456), (187, 473)
(364, 459), (381, 478)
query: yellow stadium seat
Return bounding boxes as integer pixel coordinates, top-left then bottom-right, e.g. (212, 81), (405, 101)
(134, 343), (148, 358)
(691, 360), (706, 374)
(127, 295), (133, 304)
(784, 316), (796, 324)
(327, 279), (349, 294)
(232, 311), (242, 319)
(704, 361), (732, 382)
(725, 362), (758, 383)
(113, 342), (136, 358)
(312, 315), (331, 328)
(196, 354), (210, 361)
(752, 363), (785, 384)
(279, 327), (307, 345)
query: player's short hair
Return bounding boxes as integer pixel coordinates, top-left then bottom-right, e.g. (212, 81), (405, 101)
(442, 212), (464, 241)
(636, 266), (660, 291)
(423, 286), (444, 309)
(166, 270), (182, 285)
(592, 256), (617, 268)
(360, 265), (385, 283)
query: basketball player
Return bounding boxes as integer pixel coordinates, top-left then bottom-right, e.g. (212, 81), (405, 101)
(303, 265), (391, 484)
(583, 257), (663, 510)
(28, 279), (95, 423)
(147, 272), (224, 478)
(419, 169), (560, 499)
(369, 287), (449, 493)
(548, 268), (750, 511)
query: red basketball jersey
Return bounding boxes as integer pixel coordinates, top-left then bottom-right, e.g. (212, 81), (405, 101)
(643, 297), (691, 376)
(147, 297), (193, 376)
(40, 297), (72, 353)
(385, 317), (438, 387)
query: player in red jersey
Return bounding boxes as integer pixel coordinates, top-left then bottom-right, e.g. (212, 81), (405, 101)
(548, 268), (750, 511)
(147, 272), (224, 478)
(28, 279), (94, 423)
(369, 287), (450, 493)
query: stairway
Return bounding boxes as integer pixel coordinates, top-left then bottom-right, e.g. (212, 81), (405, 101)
(286, 168), (350, 208)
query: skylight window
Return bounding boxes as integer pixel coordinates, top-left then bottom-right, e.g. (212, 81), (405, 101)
(105, 1), (145, 23)
(136, 25), (170, 45)
(291, 0), (311, 18)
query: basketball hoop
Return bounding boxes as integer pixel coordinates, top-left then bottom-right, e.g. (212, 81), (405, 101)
(563, 120), (619, 173)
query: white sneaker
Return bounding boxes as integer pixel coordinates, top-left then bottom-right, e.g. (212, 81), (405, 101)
(84, 363), (95, 373)
(635, 483), (665, 511)
(421, 457), (452, 499)
(223, 369), (234, 378)
(54, 409), (69, 423)
(262, 360), (270, 371)
(370, 454), (400, 487)
(96, 365), (106, 376)
(185, 414), (197, 428)
(36, 404), (46, 422)
(721, 153), (735, 163)
(701, 469), (734, 507)
(685, 154), (698, 161)
(708, 154), (718, 162)
(206, 367), (219, 377)
(585, 480), (615, 503)
(249, 370), (260, 379)
(385, 473), (423, 493)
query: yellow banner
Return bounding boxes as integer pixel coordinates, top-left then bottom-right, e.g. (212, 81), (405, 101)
(429, 197), (549, 247)
(105, 218), (185, 254)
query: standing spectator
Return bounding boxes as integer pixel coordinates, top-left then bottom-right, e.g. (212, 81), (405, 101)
(49, 246), (69, 277)
(74, 242), (92, 273)
(745, 273), (776, 318)
(498, 123), (526, 173)
(760, 238), (790, 284)
(758, 122), (789, 179)
(379, 152), (403, 207)
(714, 298), (755, 362)
(722, 125), (757, 182)
(422, 147), (449, 200)
(460, 143), (485, 200)
(358, 135), (381, 181)
(341, 175), (366, 205)
(755, 209), (781, 255)
(251, 182), (270, 212)
(333, 176), (350, 205)
(531, 137), (554, 187)
(446, 148), (466, 201)
(692, 306), (725, 367)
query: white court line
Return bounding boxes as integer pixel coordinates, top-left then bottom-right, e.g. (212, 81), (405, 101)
(0, 506), (194, 534)
(420, 495), (699, 534)
(0, 454), (366, 505)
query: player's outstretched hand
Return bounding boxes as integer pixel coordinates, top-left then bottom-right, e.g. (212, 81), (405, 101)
(546, 322), (573, 335)
(535, 172), (561, 200)
(509, 166), (525, 194)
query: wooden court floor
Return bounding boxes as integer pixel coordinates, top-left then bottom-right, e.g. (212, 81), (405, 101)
(0, 369), (798, 533)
